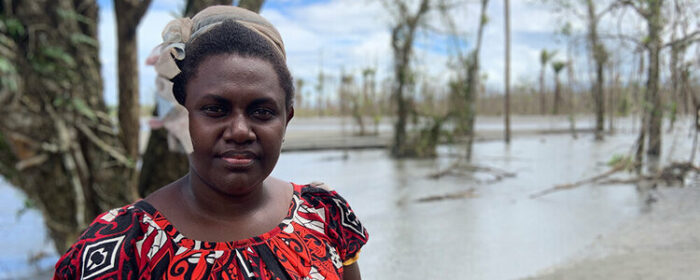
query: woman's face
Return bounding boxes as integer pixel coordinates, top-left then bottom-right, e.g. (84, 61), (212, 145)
(184, 54), (292, 195)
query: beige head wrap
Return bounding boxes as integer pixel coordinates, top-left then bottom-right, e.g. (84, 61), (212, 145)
(154, 5), (286, 80)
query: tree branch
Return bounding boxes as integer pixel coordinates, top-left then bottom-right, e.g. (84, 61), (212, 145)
(76, 122), (133, 167)
(664, 30), (700, 48)
(618, 0), (649, 18)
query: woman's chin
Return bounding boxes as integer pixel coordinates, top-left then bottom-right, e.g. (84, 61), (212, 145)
(213, 174), (266, 196)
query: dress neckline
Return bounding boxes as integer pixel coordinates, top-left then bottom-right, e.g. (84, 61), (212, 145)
(134, 183), (302, 250)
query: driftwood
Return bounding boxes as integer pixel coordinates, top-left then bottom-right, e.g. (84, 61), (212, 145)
(416, 188), (477, 203)
(429, 160), (516, 184)
(530, 162), (700, 199)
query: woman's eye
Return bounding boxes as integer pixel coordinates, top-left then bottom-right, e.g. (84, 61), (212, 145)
(201, 105), (226, 117)
(252, 108), (274, 120)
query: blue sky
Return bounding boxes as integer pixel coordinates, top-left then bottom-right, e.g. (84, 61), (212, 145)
(95, 0), (637, 106)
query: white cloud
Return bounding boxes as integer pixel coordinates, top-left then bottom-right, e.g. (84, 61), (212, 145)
(98, 0), (689, 106)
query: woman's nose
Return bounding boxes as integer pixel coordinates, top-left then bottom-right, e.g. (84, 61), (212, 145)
(223, 114), (256, 143)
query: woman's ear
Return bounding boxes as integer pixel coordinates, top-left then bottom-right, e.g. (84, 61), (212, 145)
(286, 107), (294, 125)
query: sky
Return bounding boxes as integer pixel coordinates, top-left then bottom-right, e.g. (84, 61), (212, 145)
(94, 0), (660, 106)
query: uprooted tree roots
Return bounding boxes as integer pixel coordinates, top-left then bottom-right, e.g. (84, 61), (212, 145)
(429, 160), (516, 183)
(530, 161), (700, 199)
(416, 161), (516, 203)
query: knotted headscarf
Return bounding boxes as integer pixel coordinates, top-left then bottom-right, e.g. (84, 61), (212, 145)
(154, 5), (286, 80)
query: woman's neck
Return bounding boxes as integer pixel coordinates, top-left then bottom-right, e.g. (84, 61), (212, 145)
(181, 171), (270, 222)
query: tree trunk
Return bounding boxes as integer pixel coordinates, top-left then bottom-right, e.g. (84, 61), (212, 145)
(566, 42), (578, 139)
(553, 74), (561, 115)
(645, 0), (663, 170)
(586, 0), (605, 140)
(539, 64), (546, 115)
(238, 0), (265, 12)
(115, 0), (152, 199)
(0, 0), (132, 254)
(389, 0), (430, 157)
(504, 0), (511, 143)
(184, 0), (233, 17)
(463, 0), (489, 159)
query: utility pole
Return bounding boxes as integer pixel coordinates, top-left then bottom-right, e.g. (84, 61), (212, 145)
(504, 0), (511, 143)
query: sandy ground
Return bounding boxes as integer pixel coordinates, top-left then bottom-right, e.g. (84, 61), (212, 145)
(525, 185), (700, 280)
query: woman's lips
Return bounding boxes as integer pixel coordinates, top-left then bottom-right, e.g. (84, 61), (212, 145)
(222, 157), (253, 165)
(219, 151), (256, 168)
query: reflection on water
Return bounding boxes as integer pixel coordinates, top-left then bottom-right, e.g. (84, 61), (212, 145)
(0, 179), (57, 278)
(274, 130), (690, 279)
(1, 121), (695, 279)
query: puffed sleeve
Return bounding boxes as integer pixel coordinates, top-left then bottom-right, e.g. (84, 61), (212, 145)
(304, 183), (369, 265)
(54, 206), (142, 279)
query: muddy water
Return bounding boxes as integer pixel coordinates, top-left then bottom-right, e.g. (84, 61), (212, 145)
(272, 134), (647, 279)
(1, 118), (695, 279)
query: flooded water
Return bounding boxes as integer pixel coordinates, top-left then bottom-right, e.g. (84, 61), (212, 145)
(273, 135), (646, 279)
(1, 117), (695, 279)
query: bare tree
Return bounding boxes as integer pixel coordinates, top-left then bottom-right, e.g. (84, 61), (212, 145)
(544, 0), (619, 139)
(315, 62), (326, 116)
(562, 23), (579, 138)
(620, 0), (699, 171)
(295, 78), (304, 109)
(361, 67), (381, 135)
(383, 0), (431, 157)
(585, 0), (609, 140)
(442, 0), (489, 160)
(115, 0), (153, 198)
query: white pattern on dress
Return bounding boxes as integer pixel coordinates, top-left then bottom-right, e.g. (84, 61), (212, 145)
(136, 215), (168, 260)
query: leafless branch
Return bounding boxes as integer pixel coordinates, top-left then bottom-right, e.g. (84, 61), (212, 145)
(76, 122), (133, 167)
(664, 30), (700, 48)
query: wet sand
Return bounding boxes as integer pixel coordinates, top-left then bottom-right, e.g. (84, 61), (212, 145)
(526, 186), (700, 280)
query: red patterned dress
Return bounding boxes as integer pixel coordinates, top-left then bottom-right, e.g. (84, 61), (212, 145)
(54, 183), (368, 280)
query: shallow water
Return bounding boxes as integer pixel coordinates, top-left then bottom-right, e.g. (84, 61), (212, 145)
(1, 117), (695, 279)
(272, 135), (646, 279)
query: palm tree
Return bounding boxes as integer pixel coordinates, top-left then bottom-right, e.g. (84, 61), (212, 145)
(539, 49), (556, 115)
(551, 61), (566, 115)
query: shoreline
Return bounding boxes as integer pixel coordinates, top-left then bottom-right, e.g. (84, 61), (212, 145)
(281, 115), (611, 152)
(524, 186), (700, 280)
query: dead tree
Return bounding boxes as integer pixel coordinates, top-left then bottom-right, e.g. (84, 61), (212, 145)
(585, 0), (609, 140)
(621, 0), (699, 172)
(383, 0), (431, 157)
(441, 0), (489, 160)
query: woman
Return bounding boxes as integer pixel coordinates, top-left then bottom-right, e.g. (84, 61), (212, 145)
(54, 6), (368, 280)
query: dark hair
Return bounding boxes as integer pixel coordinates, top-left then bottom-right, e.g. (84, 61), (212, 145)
(171, 20), (294, 108)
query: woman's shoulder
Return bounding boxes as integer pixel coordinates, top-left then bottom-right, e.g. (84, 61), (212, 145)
(54, 202), (153, 279)
(79, 201), (153, 240)
(291, 182), (369, 263)
(295, 181), (347, 208)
